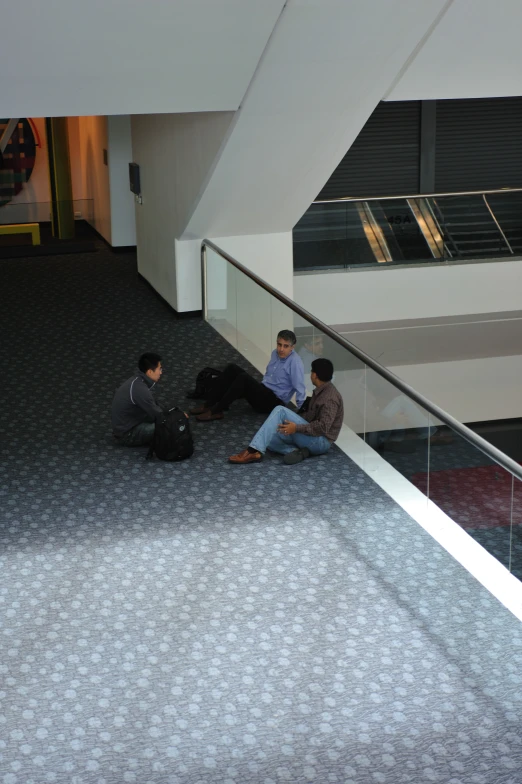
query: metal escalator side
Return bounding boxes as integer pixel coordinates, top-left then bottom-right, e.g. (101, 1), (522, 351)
(407, 198), (446, 259)
(355, 201), (392, 263)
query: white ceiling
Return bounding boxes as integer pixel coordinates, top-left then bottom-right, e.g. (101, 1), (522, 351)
(386, 0), (522, 101)
(0, 0), (285, 117)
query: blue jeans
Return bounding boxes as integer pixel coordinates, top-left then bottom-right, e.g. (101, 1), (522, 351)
(250, 406), (332, 456)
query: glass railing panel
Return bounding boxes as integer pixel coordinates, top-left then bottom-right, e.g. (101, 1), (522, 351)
(513, 479), (522, 581)
(293, 202), (348, 271)
(278, 308), (366, 416)
(0, 199), (94, 225)
(235, 265), (273, 374)
(317, 329), (366, 432)
(293, 201), (387, 270)
(206, 246), (238, 350)
(418, 423), (517, 575)
(363, 366), (432, 500)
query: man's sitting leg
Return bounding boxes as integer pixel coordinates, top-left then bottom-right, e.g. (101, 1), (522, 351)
(197, 365), (279, 422)
(190, 364), (245, 415)
(265, 409), (331, 464)
(115, 420), (155, 447)
(229, 406), (304, 463)
(229, 406), (332, 465)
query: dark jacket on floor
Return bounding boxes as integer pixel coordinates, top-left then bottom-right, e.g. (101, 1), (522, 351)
(111, 370), (163, 436)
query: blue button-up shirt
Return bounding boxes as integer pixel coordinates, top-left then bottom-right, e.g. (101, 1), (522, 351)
(262, 350), (306, 408)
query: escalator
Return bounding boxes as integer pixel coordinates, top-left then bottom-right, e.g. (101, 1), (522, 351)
(486, 191), (522, 254)
(293, 202), (383, 269)
(293, 189), (522, 270)
(431, 195), (513, 258)
(371, 199), (433, 262)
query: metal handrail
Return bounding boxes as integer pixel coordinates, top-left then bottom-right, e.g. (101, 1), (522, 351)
(314, 187), (522, 204)
(201, 238), (522, 482)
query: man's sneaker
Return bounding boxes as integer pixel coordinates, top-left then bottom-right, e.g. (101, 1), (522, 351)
(284, 447), (311, 465)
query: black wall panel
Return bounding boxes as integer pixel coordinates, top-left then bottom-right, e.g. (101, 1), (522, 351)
(318, 96), (522, 202)
(435, 97), (522, 192)
(317, 101), (421, 200)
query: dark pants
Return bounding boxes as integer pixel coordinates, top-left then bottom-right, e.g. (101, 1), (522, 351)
(115, 420), (155, 447)
(206, 363), (282, 414)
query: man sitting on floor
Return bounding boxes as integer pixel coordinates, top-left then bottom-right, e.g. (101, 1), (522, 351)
(192, 330), (306, 422)
(111, 352), (165, 446)
(229, 358), (344, 465)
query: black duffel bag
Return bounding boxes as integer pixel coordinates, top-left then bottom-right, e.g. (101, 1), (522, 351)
(186, 367), (222, 400)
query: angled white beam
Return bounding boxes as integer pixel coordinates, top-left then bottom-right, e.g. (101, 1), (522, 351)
(181, 0), (453, 239)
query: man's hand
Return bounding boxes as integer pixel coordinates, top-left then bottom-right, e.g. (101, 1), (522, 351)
(278, 420), (297, 436)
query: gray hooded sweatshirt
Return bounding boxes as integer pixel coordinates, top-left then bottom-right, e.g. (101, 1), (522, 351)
(111, 370), (163, 436)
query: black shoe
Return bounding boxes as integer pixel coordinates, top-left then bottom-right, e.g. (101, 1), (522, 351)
(284, 447), (311, 465)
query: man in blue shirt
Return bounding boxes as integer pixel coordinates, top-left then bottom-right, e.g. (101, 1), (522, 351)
(193, 330), (306, 422)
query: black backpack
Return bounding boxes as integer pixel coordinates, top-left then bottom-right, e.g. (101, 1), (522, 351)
(186, 367), (222, 400)
(146, 407), (194, 461)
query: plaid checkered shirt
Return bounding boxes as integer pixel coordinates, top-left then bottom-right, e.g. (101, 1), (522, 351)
(295, 381), (344, 442)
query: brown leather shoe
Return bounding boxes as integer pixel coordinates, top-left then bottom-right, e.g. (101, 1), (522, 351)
(189, 404), (209, 415)
(196, 410), (224, 422)
(229, 448), (263, 464)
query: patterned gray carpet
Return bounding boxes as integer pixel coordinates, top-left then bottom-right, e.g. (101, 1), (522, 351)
(2, 246), (522, 784)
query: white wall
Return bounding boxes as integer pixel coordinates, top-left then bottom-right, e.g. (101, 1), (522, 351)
(214, 233), (294, 298)
(1, 0), (285, 117)
(131, 112), (234, 311)
(294, 262), (522, 425)
(294, 260), (522, 326)
(107, 116), (136, 247)
(392, 356), (522, 424)
(386, 0), (522, 101)
(174, 232), (294, 314)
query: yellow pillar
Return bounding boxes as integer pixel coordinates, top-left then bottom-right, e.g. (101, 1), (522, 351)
(46, 117), (75, 239)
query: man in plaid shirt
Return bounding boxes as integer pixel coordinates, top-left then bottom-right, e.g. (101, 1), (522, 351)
(229, 358), (344, 465)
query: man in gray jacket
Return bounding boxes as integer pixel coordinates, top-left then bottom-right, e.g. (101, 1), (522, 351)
(111, 353), (164, 446)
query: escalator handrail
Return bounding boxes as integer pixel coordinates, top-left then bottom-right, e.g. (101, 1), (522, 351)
(314, 187), (522, 204)
(201, 238), (522, 483)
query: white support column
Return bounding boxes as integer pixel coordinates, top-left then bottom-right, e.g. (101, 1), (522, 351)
(107, 115), (136, 247)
